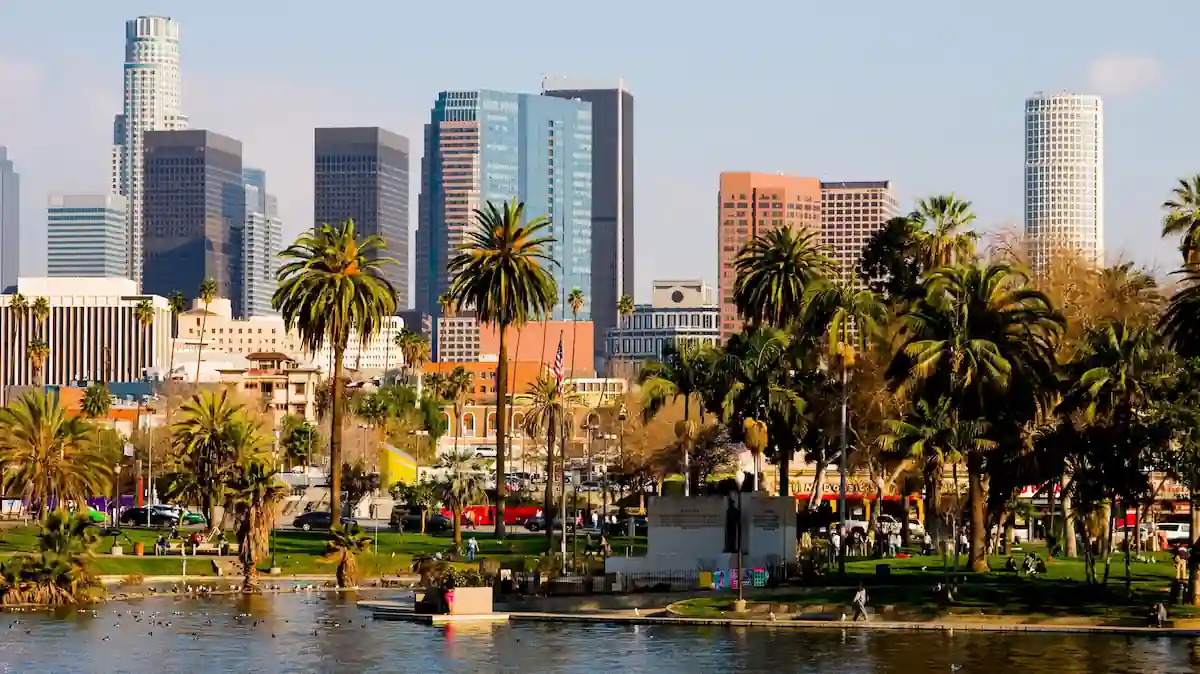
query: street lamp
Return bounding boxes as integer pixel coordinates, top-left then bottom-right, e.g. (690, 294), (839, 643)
(733, 470), (746, 612)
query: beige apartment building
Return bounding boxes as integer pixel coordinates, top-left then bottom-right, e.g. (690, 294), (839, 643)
(717, 172), (822, 339)
(217, 352), (321, 429)
(173, 297), (405, 379)
(820, 181), (901, 281)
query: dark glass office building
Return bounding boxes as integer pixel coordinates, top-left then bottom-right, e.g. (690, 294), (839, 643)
(142, 130), (246, 314)
(544, 82), (634, 371)
(314, 127), (410, 309)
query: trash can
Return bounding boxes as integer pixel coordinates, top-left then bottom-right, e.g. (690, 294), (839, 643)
(133, 542), (145, 556)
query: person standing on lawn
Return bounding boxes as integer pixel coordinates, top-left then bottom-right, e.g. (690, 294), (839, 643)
(467, 536), (479, 561)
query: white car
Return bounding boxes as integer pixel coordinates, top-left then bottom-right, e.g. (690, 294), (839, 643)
(1155, 522), (1192, 544)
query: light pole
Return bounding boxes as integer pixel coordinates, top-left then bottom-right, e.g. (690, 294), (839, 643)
(734, 471), (746, 612)
(272, 428), (281, 571)
(618, 404), (627, 505)
(838, 363), (848, 578)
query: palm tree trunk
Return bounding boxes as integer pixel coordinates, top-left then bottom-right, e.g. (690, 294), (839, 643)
(453, 402), (462, 455)
(330, 345), (345, 523)
(806, 460), (829, 513)
(967, 453), (989, 572)
(194, 302), (209, 384)
(779, 444), (790, 498)
(453, 507), (462, 547)
(1062, 475), (1077, 558)
(544, 416), (557, 550)
(494, 326), (509, 539)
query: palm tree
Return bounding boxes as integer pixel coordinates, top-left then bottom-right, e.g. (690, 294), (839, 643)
(80, 382), (111, 419)
(523, 374), (582, 547)
(227, 458), (288, 590)
(1161, 266), (1200, 359)
(0, 390), (111, 517)
(615, 294), (635, 379)
(733, 227), (835, 328)
(31, 297), (50, 338)
(438, 292), (456, 318)
(7, 293), (29, 397)
(857, 215), (925, 304)
(910, 195), (979, 268)
(638, 340), (712, 496)
(446, 199), (558, 538)
(324, 523), (372, 588)
(437, 450), (489, 548)
(394, 328), (430, 391)
(169, 389), (246, 528)
(889, 263), (1063, 571)
(193, 278), (218, 385)
(1162, 175), (1200, 262)
(1, 511), (103, 605)
(878, 397), (958, 547)
(281, 419), (319, 472)
(165, 291), (187, 382)
(442, 366), (474, 456)
(26, 339), (48, 388)
(274, 220), (398, 524)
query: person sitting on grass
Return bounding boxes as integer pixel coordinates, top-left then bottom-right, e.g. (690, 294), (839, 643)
(1005, 556), (1019, 573)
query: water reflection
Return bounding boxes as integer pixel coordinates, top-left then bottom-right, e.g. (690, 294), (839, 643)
(0, 593), (1197, 672)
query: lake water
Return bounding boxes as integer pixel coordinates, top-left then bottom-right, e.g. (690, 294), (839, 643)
(1, 591), (1199, 673)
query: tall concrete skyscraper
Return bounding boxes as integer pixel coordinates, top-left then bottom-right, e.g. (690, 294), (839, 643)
(417, 90), (592, 321)
(142, 130), (244, 313)
(47, 194), (129, 278)
(717, 172), (821, 339)
(544, 78), (634, 369)
(313, 128), (410, 309)
(1025, 92), (1104, 268)
(820, 181), (900, 279)
(0, 147), (18, 290)
(110, 15), (188, 288)
(242, 168), (282, 317)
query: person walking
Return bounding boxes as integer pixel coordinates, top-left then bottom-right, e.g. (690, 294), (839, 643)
(852, 583), (869, 621)
(467, 536), (479, 562)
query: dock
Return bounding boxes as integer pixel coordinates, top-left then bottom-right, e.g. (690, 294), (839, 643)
(358, 599), (511, 625)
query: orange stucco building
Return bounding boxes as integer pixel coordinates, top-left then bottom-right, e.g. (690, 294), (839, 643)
(477, 321), (595, 376)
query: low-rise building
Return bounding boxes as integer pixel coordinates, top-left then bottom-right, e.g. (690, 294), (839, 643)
(605, 280), (720, 366)
(217, 352), (320, 428)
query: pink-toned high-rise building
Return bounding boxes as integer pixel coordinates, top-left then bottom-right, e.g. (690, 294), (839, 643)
(717, 172), (822, 339)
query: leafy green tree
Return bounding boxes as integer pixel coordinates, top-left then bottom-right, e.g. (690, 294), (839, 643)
(446, 199), (558, 538)
(857, 215), (925, 304)
(281, 417), (319, 471)
(390, 479), (440, 534)
(274, 220), (398, 523)
(437, 450), (490, 547)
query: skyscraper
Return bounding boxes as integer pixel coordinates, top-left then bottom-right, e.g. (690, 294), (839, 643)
(313, 127), (410, 309)
(242, 168), (282, 317)
(543, 78), (634, 370)
(47, 194), (129, 278)
(417, 90), (592, 322)
(0, 147), (18, 290)
(142, 130), (244, 313)
(820, 181), (900, 279)
(1025, 92), (1104, 268)
(717, 172), (822, 339)
(110, 15), (188, 288)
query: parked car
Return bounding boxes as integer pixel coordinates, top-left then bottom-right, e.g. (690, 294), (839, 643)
(878, 514), (926, 538)
(388, 508), (450, 533)
(523, 516), (574, 533)
(292, 511), (357, 531)
(612, 515), (648, 536)
(119, 507), (178, 528)
(578, 481), (602, 493)
(1156, 522), (1192, 544)
(150, 504), (207, 525)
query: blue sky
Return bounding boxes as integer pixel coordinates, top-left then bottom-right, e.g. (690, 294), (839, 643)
(0, 1), (1193, 300)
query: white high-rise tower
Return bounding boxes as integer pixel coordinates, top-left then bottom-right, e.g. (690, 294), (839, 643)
(110, 15), (187, 288)
(1024, 92), (1103, 269)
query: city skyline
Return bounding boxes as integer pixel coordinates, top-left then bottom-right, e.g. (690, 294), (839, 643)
(0, 3), (1192, 301)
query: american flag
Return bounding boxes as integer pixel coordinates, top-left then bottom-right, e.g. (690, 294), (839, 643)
(552, 331), (565, 393)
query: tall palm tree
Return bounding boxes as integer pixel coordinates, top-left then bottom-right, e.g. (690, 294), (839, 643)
(134, 299), (154, 372)
(446, 199), (558, 538)
(638, 340), (712, 496)
(890, 263), (1063, 571)
(394, 328), (430, 390)
(0, 390), (111, 517)
(1162, 266), (1200, 359)
(80, 382), (111, 419)
(6, 293), (29, 400)
(1162, 175), (1200, 263)
(273, 220), (398, 523)
(1062, 320), (1158, 424)
(523, 374), (582, 547)
(910, 194), (979, 268)
(227, 457), (288, 590)
(170, 389), (246, 528)
(733, 227), (835, 329)
(438, 292), (456, 318)
(437, 449), (489, 548)
(166, 291), (187, 382)
(878, 396), (958, 546)
(615, 294), (635, 380)
(193, 278), (218, 384)
(31, 297), (50, 338)
(27, 339), (48, 388)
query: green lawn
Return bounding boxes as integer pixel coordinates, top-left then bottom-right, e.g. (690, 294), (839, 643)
(0, 525), (648, 578)
(671, 545), (1194, 624)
